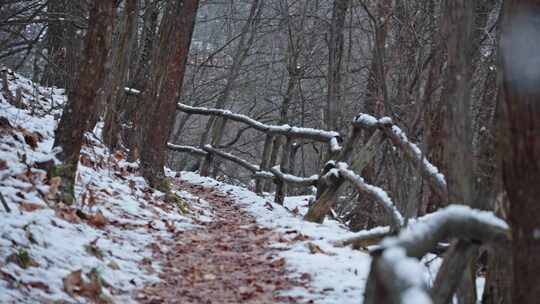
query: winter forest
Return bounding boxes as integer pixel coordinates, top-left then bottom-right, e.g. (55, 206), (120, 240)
(0, 0), (539, 303)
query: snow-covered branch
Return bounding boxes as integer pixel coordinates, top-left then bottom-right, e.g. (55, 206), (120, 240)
(270, 166), (319, 187)
(335, 226), (391, 249)
(354, 114), (448, 201)
(364, 247), (432, 304)
(364, 206), (509, 304)
(167, 143), (208, 157)
(178, 103), (342, 152)
(202, 145), (261, 173)
(167, 143), (321, 186)
(381, 205), (509, 259)
(336, 162), (404, 229)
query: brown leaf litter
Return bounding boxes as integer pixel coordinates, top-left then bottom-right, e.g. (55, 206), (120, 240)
(136, 179), (314, 304)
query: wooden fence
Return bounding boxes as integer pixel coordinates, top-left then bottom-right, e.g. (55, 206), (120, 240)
(168, 102), (510, 304)
(169, 103), (448, 230)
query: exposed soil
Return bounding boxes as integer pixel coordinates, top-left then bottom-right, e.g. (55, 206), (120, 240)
(136, 179), (312, 304)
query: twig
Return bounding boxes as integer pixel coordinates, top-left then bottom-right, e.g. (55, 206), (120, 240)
(0, 192), (11, 213)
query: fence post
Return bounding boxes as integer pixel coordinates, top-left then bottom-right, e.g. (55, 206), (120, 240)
(274, 136), (292, 205)
(264, 135), (282, 192)
(200, 152), (213, 177)
(255, 134), (273, 194)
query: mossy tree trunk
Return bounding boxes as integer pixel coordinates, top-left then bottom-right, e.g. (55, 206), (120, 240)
(53, 1), (116, 203)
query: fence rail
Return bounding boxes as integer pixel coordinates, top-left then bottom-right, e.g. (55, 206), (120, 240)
(169, 103), (449, 230)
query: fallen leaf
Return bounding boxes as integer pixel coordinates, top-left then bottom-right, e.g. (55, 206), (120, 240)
(63, 270), (83, 296)
(79, 154), (94, 168)
(87, 210), (107, 228)
(113, 151), (125, 161)
(0, 159), (7, 170)
(271, 257), (286, 268)
(47, 176), (61, 198)
(55, 208), (81, 223)
(292, 233), (310, 242)
(108, 261), (120, 270)
(21, 130), (39, 149)
(27, 281), (50, 292)
(307, 242), (325, 254)
(19, 202), (44, 212)
(80, 269), (103, 300)
(34, 159), (54, 175)
(85, 238), (104, 260)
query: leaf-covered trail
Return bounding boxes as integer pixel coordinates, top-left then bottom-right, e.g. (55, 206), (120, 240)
(137, 179), (311, 303)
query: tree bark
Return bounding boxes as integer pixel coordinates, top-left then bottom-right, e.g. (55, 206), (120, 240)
(53, 1), (116, 203)
(325, 0), (348, 132)
(140, 0), (199, 189)
(125, 0), (158, 161)
(432, 1), (477, 303)
(103, 0), (138, 150)
(500, 2), (540, 303)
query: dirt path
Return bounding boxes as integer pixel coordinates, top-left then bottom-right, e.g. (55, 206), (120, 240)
(136, 179), (311, 303)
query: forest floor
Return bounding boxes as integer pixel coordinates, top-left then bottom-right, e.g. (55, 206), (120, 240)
(0, 70), (375, 303)
(137, 179), (310, 303)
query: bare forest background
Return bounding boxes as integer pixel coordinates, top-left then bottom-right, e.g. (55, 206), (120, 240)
(1, 0), (539, 303)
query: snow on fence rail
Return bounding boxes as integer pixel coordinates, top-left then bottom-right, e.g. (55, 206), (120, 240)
(170, 106), (447, 231)
(353, 113), (448, 202)
(169, 106), (509, 304)
(363, 205), (509, 304)
(177, 103), (342, 152)
(168, 143), (318, 192)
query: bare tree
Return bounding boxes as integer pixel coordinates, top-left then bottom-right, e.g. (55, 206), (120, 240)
(103, 0), (138, 150)
(325, 0), (349, 132)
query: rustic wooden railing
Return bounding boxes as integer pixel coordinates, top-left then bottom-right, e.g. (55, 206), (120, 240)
(169, 103), (510, 303)
(169, 103), (448, 230)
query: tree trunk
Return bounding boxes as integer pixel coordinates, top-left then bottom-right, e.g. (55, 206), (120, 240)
(139, 0), (199, 189)
(125, 0), (158, 162)
(433, 1), (477, 303)
(325, 0), (348, 132)
(103, 0), (138, 150)
(500, 2), (540, 303)
(43, 0), (81, 92)
(53, 1), (116, 203)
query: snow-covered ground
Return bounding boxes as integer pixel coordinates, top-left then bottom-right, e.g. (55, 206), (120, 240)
(1, 69), (489, 304)
(179, 172), (420, 303)
(179, 172), (492, 304)
(0, 72), (210, 303)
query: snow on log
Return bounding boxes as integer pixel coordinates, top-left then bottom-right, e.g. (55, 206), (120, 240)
(178, 103), (341, 151)
(381, 205), (509, 259)
(354, 113), (448, 202)
(336, 162), (404, 229)
(167, 143), (208, 157)
(124, 87), (141, 95)
(334, 226), (391, 249)
(202, 145), (261, 173)
(166, 143), (320, 185)
(364, 206), (508, 304)
(364, 247), (433, 304)
(270, 165), (319, 187)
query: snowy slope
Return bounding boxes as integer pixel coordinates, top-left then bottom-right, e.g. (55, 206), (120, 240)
(178, 172), (375, 304)
(0, 71), (210, 303)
